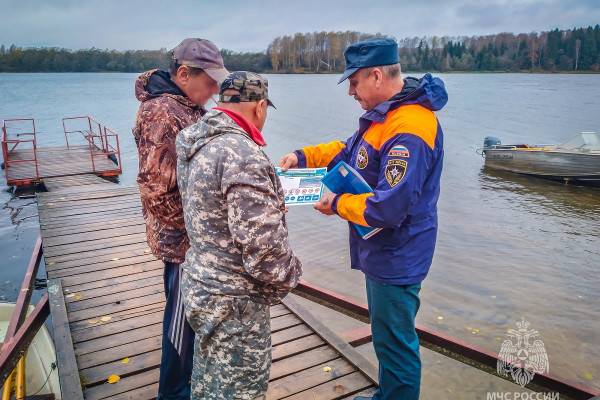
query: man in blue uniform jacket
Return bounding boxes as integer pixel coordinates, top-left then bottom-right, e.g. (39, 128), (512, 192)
(280, 38), (448, 400)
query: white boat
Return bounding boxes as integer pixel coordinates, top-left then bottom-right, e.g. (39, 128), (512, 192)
(0, 303), (61, 399)
(481, 132), (600, 186)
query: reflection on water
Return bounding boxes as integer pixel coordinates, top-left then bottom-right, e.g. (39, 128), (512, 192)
(480, 167), (600, 216)
(0, 72), (599, 395)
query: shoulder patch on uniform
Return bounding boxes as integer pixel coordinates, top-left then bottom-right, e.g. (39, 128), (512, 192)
(356, 146), (369, 169)
(388, 145), (410, 158)
(385, 159), (407, 187)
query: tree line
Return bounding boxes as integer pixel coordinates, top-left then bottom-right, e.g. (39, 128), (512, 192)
(1, 25), (599, 73)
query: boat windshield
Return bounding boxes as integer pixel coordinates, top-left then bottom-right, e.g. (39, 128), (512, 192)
(557, 132), (600, 152)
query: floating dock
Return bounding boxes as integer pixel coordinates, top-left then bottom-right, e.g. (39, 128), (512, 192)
(2, 117), (122, 187)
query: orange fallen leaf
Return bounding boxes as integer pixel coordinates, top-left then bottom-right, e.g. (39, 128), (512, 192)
(107, 375), (120, 384)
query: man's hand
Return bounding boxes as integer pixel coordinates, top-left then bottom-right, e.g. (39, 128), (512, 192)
(279, 152), (299, 171)
(314, 192), (336, 215)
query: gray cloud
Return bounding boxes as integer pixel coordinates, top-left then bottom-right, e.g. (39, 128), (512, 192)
(0, 0), (598, 51)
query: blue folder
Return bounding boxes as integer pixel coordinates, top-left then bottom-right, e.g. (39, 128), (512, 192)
(321, 161), (382, 240)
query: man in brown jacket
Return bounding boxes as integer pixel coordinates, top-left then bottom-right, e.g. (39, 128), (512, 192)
(133, 38), (228, 400)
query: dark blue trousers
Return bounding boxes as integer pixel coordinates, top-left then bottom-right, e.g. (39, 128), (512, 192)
(158, 262), (195, 399)
(366, 277), (422, 400)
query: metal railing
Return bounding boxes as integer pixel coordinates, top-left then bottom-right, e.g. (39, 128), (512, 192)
(0, 237), (52, 399)
(62, 116), (122, 175)
(1, 118), (40, 183)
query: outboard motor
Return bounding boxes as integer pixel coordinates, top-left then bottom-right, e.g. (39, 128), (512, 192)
(483, 136), (501, 149)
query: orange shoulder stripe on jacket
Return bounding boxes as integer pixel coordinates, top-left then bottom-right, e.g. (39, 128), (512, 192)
(336, 193), (373, 227)
(363, 104), (438, 150)
(302, 140), (346, 168)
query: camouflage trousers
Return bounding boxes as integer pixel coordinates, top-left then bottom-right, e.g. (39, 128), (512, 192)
(181, 272), (271, 400)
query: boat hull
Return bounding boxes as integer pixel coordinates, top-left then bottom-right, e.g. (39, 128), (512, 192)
(0, 303), (61, 399)
(483, 149), (600, 185)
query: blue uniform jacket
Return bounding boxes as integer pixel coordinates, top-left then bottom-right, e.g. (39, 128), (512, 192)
(295, 74), (448, 285)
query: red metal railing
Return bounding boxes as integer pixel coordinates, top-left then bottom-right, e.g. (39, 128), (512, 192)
(62, 116), (122, 175)
(0, 237), (50, 396)
(1, 118), (40, 183)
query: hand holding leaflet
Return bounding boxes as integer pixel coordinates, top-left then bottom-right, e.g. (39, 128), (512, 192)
(320, 161), (382, 239)
(275, 167), (327, 206)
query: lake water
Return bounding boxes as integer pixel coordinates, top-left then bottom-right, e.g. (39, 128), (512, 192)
(1, 72), (599, 397)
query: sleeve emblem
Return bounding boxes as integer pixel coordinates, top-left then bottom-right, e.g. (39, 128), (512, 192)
(356, 146), (369, 169)
(385, 159), (407, 187)
(388, 145), (410, 158)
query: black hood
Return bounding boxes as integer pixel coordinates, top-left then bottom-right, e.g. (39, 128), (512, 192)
(386, 74), (448, 112)
(145, 70), (186, 98)
(390, 76), (423, 103)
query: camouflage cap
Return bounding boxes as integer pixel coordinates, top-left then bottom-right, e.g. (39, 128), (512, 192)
(219, 71), (276, 108)
(172, 38), (229, 84)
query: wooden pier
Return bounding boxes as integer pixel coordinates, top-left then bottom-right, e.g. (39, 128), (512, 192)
(36, 177), (378, 399)
(2, 117), (122, 187)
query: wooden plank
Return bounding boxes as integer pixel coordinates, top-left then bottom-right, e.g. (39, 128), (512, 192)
(37, 187), (138, 204)
(266, 357), (355, 399)
(339, 387), (378, 399)
(39, 211), (143, 231)
(283, 296), (379, 385)
(43, 225), (146, 248)
(39, 207), (141, 226)
(68, 292), (165, 323)
(74, 323), (162, 356)
(281, 372), (374, 400)
(70, 303), (165, 332)
(38, 199), (141, 219)
(271, 324), (313, 346)
(60, 261), (162, 288)
(84, 368), (159, 400)
(37, 190), (135, 203)
(44, 183), (122, 195)
(41, 217), (144, 239)
(40, 200), (141, 219)
(270, 313), (303, 332)
(66, 269), (163, 296)
(45, 243), (150, 266)
(43, 233), (148, 258)
(272, 335), (325, 362)
(72, 310), (163, 343)
(48, 255), (157, 279)
(269, 346), (339, 381)
(80, 349), (161, 387)
(108, 382), (159, 400)
(39, 211), (141, 230)
(67, 283), (163, 312)
(77, 335), (162, 370)
(65, 275), (162, 303)
(38, 193), (138, 209)
(47, 279), (84, 400)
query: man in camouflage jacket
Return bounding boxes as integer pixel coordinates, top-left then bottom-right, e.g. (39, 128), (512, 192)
(176, 71), (302, 399)
(133, 38), (228, 399)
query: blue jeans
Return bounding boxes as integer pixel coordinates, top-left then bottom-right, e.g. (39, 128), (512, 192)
(366, 277), (421, 400)
(158, 262), (195, 399)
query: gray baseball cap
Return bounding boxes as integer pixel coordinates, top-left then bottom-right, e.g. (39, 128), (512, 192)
(172, 38), (229, 84)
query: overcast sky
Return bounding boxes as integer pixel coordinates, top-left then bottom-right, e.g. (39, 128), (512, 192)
(1, 0), (599, 51)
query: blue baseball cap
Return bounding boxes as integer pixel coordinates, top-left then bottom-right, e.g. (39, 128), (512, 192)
(338, 38), (399, 84)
